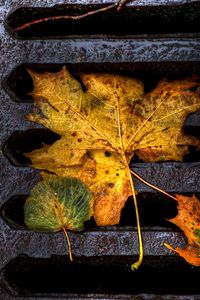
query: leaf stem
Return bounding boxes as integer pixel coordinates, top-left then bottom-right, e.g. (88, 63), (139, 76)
(130, 169), (177, 201)
(122, 154), (144, 270)
(62, 226), (73, 262)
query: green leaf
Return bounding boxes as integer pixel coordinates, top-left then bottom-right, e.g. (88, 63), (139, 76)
(24, 175), (92, 232)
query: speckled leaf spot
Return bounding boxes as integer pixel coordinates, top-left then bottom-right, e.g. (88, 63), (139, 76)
(24, 176), (93, 261)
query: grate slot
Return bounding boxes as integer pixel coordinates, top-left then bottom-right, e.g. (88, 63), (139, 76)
(4, 62), (200, 103)
(5, 3), (200, 39)
(1, 256), (200, 296)
(2, 129), (60, 167)
(1, 192), (181, 230)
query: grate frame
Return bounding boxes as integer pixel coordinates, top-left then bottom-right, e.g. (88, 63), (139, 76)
(0, 1), (200, 299)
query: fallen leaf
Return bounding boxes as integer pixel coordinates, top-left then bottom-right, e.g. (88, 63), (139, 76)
(26, 67), (200, 226)
(132, 78), (200, 162)
(26, 68), (144, 225)
(24, 175), (92, 231)
(165, 194), (200, 267)
(41, 150), (132, 226)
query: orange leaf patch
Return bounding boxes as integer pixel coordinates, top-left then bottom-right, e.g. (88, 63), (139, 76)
(165, 194), (200, 267)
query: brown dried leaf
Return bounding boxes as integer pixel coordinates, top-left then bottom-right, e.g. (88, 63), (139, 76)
(165, 194), (200, 267)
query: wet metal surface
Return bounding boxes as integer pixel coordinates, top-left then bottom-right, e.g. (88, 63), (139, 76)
(0, 1), (200, 299)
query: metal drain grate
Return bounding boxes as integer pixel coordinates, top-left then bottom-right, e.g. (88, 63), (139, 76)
(0, 1), (200, 299)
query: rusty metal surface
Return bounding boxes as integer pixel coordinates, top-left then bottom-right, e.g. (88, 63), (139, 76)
(0, 1), (200, 299)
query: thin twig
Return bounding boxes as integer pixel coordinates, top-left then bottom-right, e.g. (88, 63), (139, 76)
(117, 0), (130, 10)
(15, 0), (133, 32)
(15, 2), (118, 32)
(130, 169), (177, 201)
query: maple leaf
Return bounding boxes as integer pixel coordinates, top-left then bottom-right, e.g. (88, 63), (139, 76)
(131, 78), (200, 162)
(26, 68), (200, 223)
(165, 194), (200, 267)
(26, 68), (145, 226)
(24, 67), (200, 269)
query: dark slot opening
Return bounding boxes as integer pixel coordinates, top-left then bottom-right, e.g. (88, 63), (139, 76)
(2, 256), (200, 296)
(0, 195), (27, 230)
(2, 129), (60, 167)
(4, 64), (63, 103)
(120, 193), (178, 227)
(4, 192), (200, 230)
(5, 3), (200, 39)
(4, 62), (200, 103)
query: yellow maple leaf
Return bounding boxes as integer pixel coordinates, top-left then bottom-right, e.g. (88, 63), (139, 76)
(27, 68), (145, 226)
(25, 67), (200, 269)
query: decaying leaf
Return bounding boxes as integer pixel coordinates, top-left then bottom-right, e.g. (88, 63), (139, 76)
(26, 69), (144, 225)
(23, 67), (200, 269)
(26, 67), (200, 227)
(24, 175), (92, 232)
(31, 150), (132, 226)
(165, 194), (200, 267)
